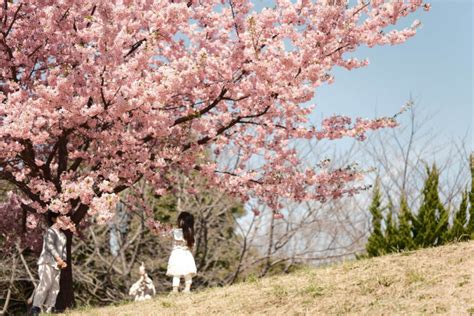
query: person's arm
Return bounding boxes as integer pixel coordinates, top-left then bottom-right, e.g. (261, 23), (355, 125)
(129, 281), (140, 296)
(45, 229), (66, 268)
(173, 228), (186, 242)
(45, 228), (61, 260)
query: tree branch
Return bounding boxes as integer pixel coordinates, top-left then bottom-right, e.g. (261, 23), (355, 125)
(173, 87), (228, 126)
(4, 3), (22, 37)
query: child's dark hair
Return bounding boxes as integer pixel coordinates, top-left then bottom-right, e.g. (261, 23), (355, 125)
(46, 211), (60, 227)
(177, 212), (194, 248)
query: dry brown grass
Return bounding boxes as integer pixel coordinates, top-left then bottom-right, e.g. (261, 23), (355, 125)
(65, 241), (474, 316)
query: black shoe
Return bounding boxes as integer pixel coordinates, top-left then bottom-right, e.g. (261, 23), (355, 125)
(30, 306), (41, 316)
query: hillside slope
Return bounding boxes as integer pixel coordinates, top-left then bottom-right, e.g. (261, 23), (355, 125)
(67, 241), (474, 315)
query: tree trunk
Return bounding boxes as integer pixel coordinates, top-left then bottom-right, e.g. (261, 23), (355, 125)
(55, 230), (75, 311)
(53, 203), (89, 311)
(260, 214), (275, 277)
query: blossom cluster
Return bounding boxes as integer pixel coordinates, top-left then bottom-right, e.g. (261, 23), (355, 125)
(0, 192), (44, 252)
(0, 0), (429, 229)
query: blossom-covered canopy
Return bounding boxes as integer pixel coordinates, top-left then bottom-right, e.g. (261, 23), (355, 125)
(0, 0), (429, 231)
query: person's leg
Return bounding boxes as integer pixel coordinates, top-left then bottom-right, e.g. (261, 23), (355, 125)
(183, 274), (192, 293)
(44, 267), (61, 312)
(172, 276), (180, 292)
(32, 265), (52, 312)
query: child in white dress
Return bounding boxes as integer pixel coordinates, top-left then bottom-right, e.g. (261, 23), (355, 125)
(166, 212), (197, 293)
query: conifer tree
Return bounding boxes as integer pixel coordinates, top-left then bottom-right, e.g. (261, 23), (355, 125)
(366, 181), (386, 257)
(467, 154), (474, 238)
(397, 194), (415, 250)
(384, 199), (399, 253)
(412, 165), (448, 247)
(437, 195), (450, 245)
(446, 190), (468, 241)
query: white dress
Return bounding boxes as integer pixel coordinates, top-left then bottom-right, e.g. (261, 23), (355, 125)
(166, 228), (197, 277)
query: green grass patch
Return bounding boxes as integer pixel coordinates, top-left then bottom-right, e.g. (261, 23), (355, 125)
(270, 284), (289, 301)
(405, 270), (425, 284)
(301, 284), (324, 298)
(160, 300), (176, 308)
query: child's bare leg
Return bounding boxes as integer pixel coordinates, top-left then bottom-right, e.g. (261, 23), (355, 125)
(183, 274), (192, 293)
(172, 276), (180, 292)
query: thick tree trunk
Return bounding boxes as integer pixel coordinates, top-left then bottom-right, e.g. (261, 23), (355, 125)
(54, 203), (89, 311)
(55, 230), (74, 311)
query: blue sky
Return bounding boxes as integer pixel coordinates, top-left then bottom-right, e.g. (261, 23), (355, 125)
(252, 0), (473, 148)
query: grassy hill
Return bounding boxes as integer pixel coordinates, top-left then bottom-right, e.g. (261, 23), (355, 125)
(66, 241), (474, 315)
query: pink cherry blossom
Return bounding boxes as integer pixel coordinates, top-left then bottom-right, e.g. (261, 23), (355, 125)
(0, 0), (428, 259)
(54, 216), (77, 234)
(26, 214), (39, 230)
(273, 213), (284, 220)
(0, 193), (44, 252)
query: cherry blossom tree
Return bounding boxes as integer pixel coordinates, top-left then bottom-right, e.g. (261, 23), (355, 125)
(0, 0), (429, 310)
